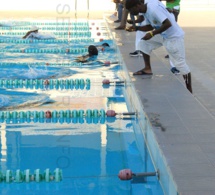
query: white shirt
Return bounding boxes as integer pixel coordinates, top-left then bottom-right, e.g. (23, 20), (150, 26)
(144, 1), (184, 39)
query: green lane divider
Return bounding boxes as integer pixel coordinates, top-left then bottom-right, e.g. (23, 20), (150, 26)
(0, 78), (90, 89)
(29, 22), (89, 26)
(0, 62), (83, 66)
(0, 109), (136, 120)
(0, 168), (62, 183)
(0, 21), (89, 26)
(0, 109), (105, 119)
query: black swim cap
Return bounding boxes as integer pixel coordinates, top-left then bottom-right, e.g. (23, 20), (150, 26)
(102, 43), (110, 47)
(126, 0), (141, 10)
(88, 45), (98, 56)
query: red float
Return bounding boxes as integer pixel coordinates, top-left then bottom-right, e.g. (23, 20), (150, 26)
(106, 110), (116, 117)
(118, 169), (133, 180)
(45, 110), (52, 118)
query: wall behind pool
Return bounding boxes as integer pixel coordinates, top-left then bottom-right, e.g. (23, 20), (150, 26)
(1, 0), (215, 21)
(1, 0), (215, 12)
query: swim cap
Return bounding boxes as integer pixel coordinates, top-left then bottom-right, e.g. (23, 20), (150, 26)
(88, 45), (98, 56)
(30, 26), (39, 31)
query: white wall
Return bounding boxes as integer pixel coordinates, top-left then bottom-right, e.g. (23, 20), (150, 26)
(1, 0), (215, 11)
(181, 0), (215, 10)
(0, 0), (115, 11)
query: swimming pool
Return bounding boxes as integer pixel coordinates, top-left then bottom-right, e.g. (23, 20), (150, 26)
(0, 19), (164, 194)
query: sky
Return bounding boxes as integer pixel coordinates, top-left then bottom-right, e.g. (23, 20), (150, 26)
(0, 0), (114, 11)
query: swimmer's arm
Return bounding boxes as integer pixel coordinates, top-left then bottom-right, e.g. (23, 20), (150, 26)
(75, 55), (89, 63)
(22, 31), (32, 39)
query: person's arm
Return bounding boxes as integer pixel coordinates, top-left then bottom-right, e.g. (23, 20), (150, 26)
(127, 15), (144, 24)
(135, 24), (154, 32)
(143, 18), (171, 40)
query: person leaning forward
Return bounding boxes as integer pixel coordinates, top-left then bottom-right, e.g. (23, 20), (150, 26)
(125, 0), (192, 93)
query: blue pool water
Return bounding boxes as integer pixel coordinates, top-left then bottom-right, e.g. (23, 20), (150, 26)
(0, 19), (164, 194)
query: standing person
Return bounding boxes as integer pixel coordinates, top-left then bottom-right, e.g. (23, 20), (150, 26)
(126, 14), (145, 56)
(113, 0), (124, 23)
(115, 0), (135, 30)
(125, 0), (192, 93)
(161, 0), (181, 74)
(163, 0), (181, 22)
(126, 0), (158, 55)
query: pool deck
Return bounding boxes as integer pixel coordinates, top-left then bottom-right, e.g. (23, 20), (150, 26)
(106, 10), (215, 195)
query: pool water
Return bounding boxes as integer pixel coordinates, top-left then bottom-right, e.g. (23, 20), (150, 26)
(0, 19), (164, 194)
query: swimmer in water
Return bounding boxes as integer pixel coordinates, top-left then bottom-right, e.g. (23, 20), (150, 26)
(75, 43), (110, 63)
(23, 26), (55, 40)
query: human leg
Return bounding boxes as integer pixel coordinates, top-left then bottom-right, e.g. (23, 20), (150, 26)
(164, 38), (193, 93)
(132, 35), (163, 75)
(130, 31), (146, 57)
(183, 73), (192, 93)
(115, 5), (128, 29)
(117, 3), (123, 21)
(173, 10), (180, 22)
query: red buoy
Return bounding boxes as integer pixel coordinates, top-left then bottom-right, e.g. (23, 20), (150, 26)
(106, 110), (116, 117)
(104, 61), (110, 66)
(102, 79), (110, 84)
(118, 169), (133, 180)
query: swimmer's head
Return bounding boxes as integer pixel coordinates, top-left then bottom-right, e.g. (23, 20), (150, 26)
(30, 26), (39, 32)
(88, 45), (98, 56)
(102, 43), (110, 47)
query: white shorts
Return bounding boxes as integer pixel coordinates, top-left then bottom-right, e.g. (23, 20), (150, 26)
(137, 34), (163, 55)
(163, 37), (190, 75)
(138, 35), (190, 75)
(135, 30), (146, 50)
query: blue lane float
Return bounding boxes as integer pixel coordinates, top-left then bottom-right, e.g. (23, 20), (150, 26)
(0, 168), (62, 183)
(0, 27), (90, 31)
(0, 62), (83, 66)
(0, 47), (88, 54)
(0, 38), (94, 44)
(0, 31), (92, 37)
(0, 116), (121, 124)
